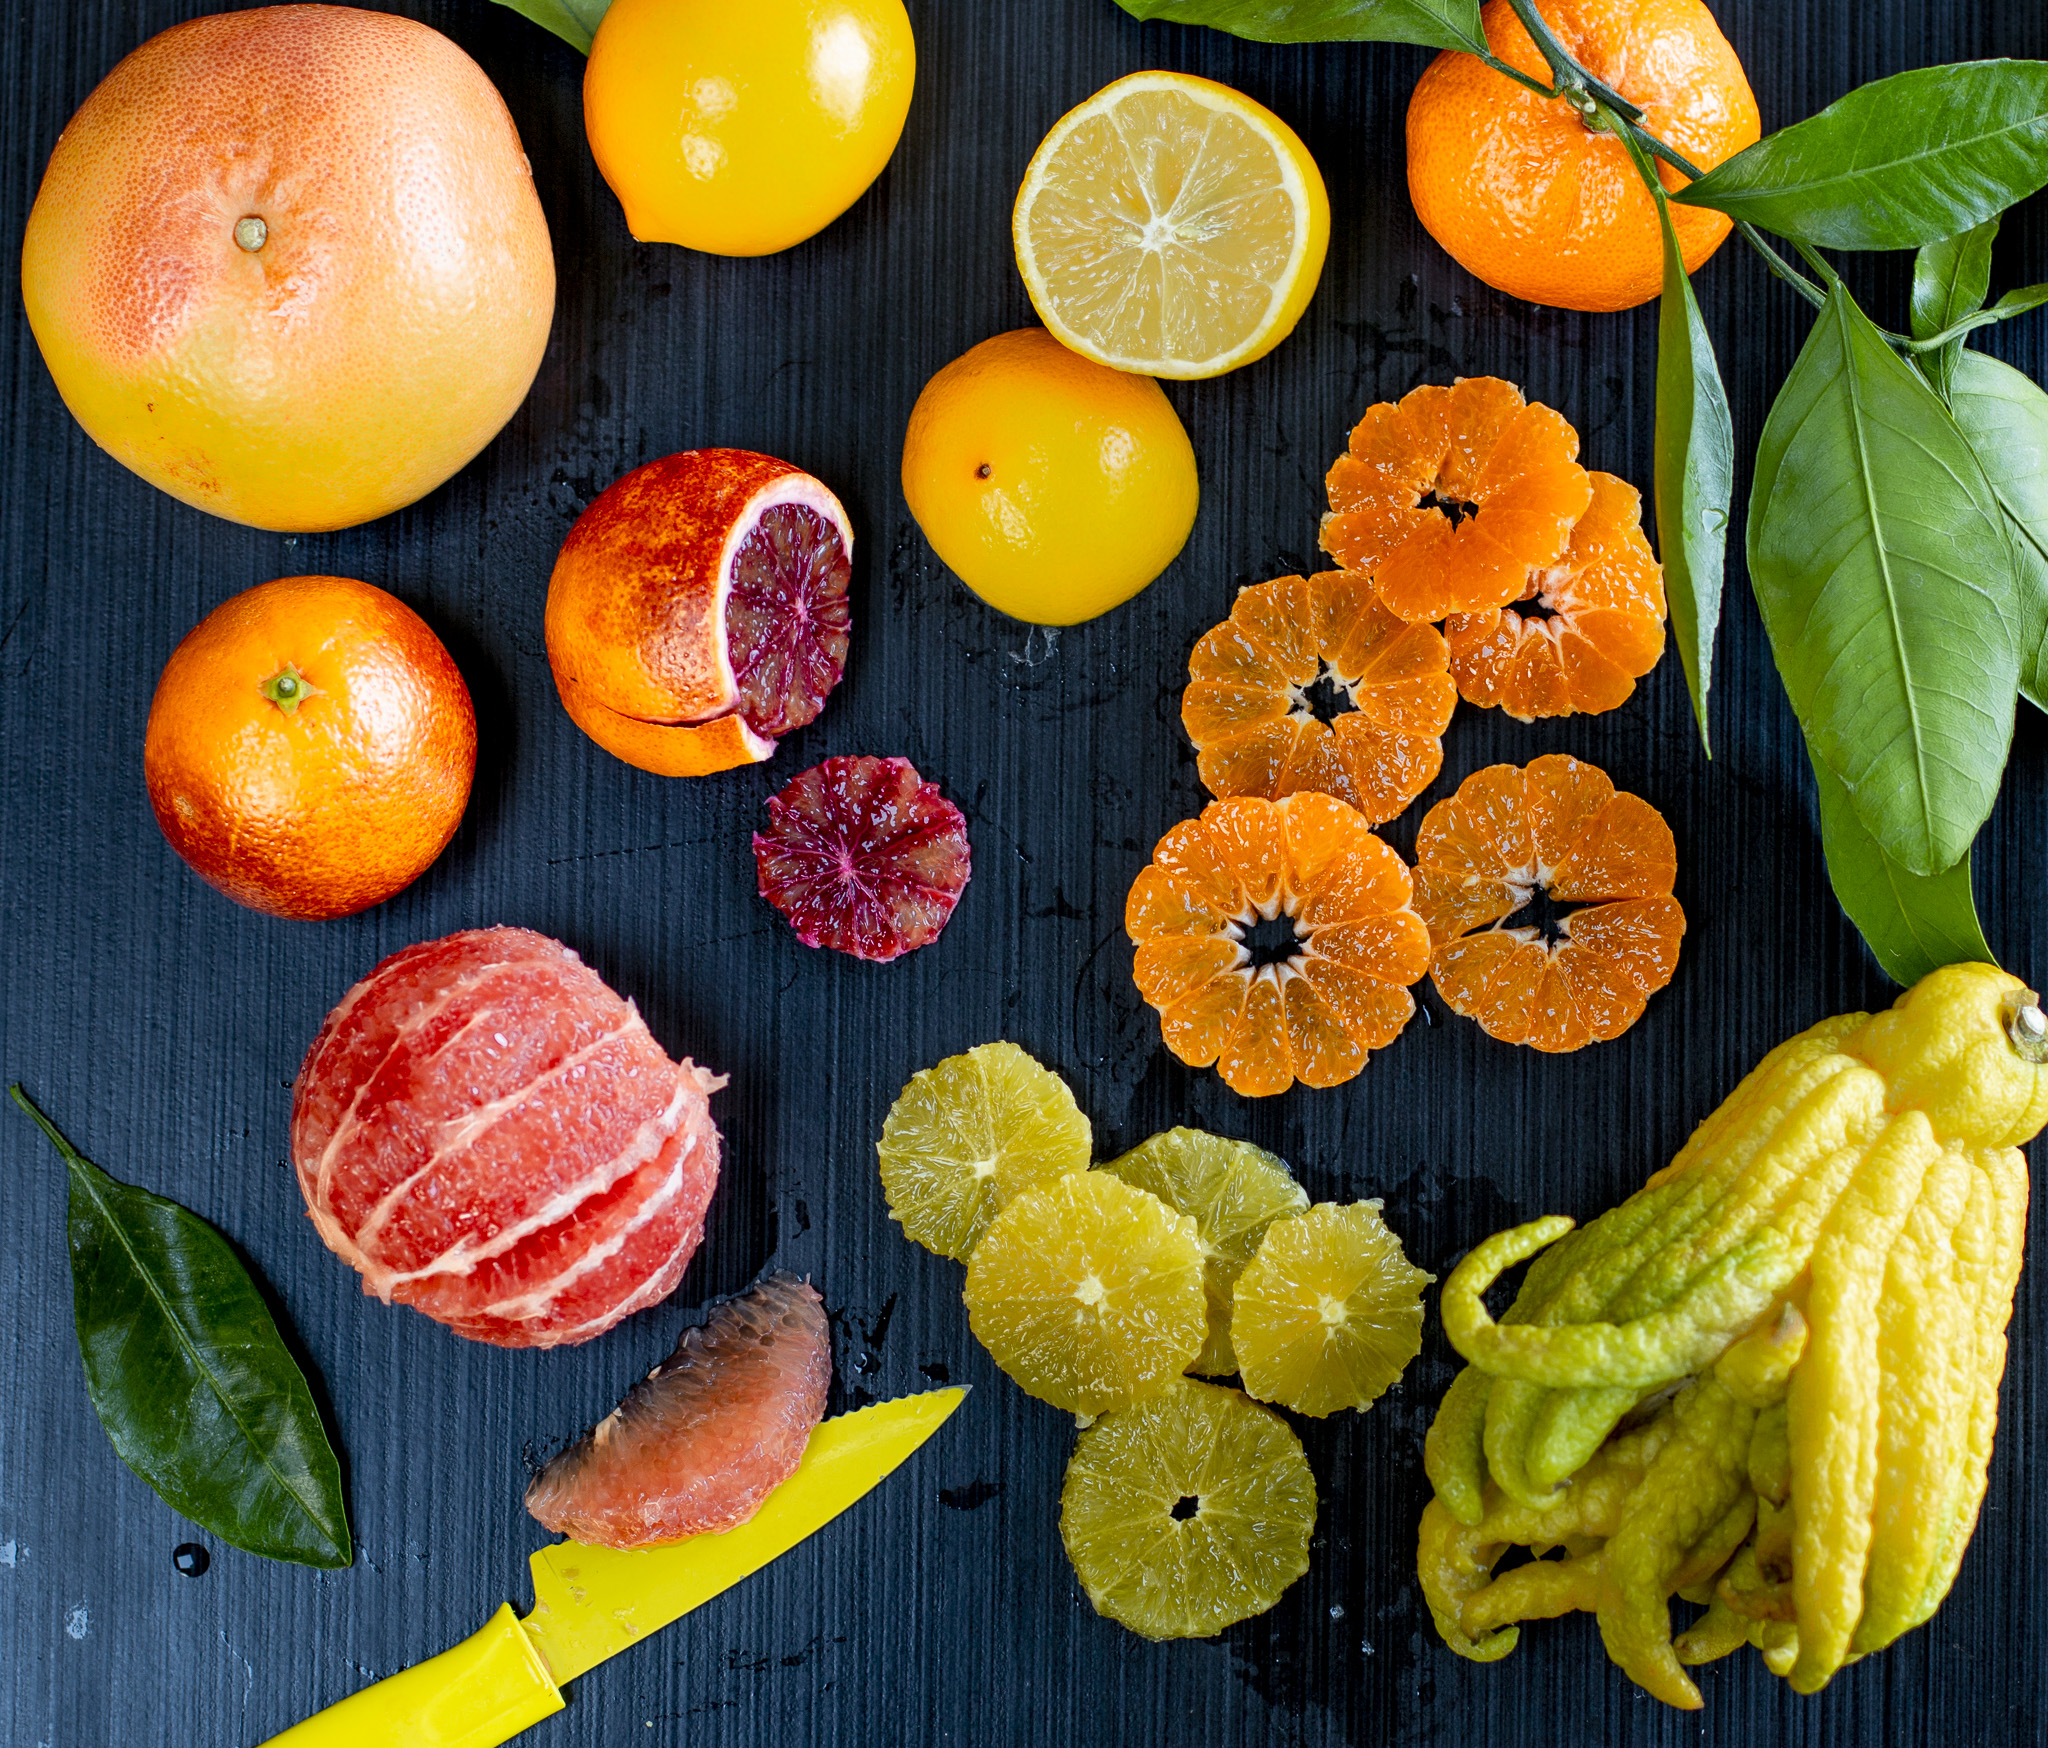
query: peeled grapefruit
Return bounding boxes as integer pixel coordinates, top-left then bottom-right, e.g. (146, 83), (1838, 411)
(20, 5), (555, 532)
(526, 1274), (831, 1548)
(291, 927), (723, 1348)
(546, 450), (854, 777)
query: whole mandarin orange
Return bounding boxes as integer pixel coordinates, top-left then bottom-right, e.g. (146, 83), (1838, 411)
(144, 576), (477, 920)
(1406, 0), (1759, 312)
(21, 5), (555, 532)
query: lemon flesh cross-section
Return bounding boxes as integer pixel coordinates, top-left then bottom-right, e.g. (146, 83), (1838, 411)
(1013, 70), (1331, 380)
(876, 1042), (1092, 1261)
(1061, 1377), (1317, 1639)
(1233, 1200), (1432, 1417)
(1100, 1128), (1308, 1376)
(962, 1171), (1207, 1417)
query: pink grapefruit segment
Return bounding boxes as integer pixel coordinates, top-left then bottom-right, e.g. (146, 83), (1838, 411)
(754, 756), (972, 962)
(525, 1274), (832, 1548)
(291, 926), (724, 1348)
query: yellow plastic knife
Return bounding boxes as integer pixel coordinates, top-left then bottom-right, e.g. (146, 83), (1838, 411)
(258, 1387), (967, 1748)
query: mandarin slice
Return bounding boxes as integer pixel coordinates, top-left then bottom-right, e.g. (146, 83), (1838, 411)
(1060, 1378), (1316, 1639)
(1128, 793), (1432, 1097)
(1411, 755), (1684, 1053)
(962, 1172), (1207, 1417)
(876, 1042), (1091, 1261)
(1101, 1129), (1309, 1376)
(1181, 571), (1457, 822)
(1232, 1200), (1431, 1417)
(1445, 472), (1667, 720)
(1321, 377), (1592, 624)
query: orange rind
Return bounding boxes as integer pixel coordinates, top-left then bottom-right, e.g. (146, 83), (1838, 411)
(1411, 754), (1684, 1052)
(1127, 793), (1432, 1097)
(1181, 570), (1457, 822)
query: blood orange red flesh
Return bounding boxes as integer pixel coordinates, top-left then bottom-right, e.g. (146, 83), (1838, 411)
(525, 1274), (832, 1548)
(545, 449), (853, 776)
(291, 926), (724, 1348)
(753, 756), (972, 961)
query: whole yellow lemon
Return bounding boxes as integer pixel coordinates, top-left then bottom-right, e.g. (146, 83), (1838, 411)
(901, 330), (1199, 627)
(584, 0), (915, 256)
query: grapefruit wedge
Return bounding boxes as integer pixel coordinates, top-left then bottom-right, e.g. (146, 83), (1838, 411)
(546, 449), (853, 776)
(526, 1274), (832, 1548)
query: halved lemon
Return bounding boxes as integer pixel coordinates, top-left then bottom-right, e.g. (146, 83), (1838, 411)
(1012, 70), (1330, 381)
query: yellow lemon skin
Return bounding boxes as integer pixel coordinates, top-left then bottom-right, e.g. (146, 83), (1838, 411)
(584, 0), (914, 256)
(901, 329), (1199, 626)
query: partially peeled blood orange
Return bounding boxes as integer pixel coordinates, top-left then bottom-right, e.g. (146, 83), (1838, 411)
(526, 1275), (831, 1549)
(546, 449), (853, 776)
(292, 927), (724, 1347)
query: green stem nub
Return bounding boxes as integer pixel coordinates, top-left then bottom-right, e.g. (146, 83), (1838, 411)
(261, 664), (313, 715)
(234, 215), (268, 253)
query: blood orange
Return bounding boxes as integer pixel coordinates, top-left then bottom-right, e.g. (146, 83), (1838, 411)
(525, 1275), (831, 1548)
(545, 449), (853, 776)
(754, 756), (971, 961)
(291, 927), (723, 1347)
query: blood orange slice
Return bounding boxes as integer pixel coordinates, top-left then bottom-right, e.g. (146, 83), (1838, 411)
(754, 756), (972, 961)
(525, 1274), (831, 1549)
(545, 449), (853, 776)
(291, 926), (723, 1347)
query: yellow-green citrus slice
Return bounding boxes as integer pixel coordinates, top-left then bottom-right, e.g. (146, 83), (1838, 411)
(1060, 1377), (1316, 1639)
(1233, 1200), (1432, 1417)
(962, 1171), (1206, 1416)
(1100, 1128), (1309, 1377)
(876, 1042), (1091, 1260)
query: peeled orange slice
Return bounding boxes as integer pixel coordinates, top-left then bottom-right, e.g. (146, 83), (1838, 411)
(876, 1042), (1090, 1261)
(1060, 1378), (1316, 1639)
(962, 1171), (1206, 1418)
(1126, 793), (1432, 1098)
(1231, 1201), (1429, 1417)
(1411, 754), (1685, 1052)
(1013, 71), (1330, 380)
(1445, 473), (1667, 720)
(1181, 570), (1456, 822)
(1321, 377), (1591, 624)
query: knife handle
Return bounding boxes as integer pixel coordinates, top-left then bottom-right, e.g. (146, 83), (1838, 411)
(256, 1603), (565, 1748)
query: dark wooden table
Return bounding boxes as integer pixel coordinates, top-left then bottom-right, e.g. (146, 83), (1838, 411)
(5, 1), (2046, 1742)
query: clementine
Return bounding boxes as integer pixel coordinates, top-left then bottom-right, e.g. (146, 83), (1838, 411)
(21, 6), (555, 532)
(144, 577), (476, 920)
(1405, 0), (1759, 313)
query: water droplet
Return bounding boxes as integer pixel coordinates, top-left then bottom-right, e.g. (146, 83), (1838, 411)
(173, 1543), (210, 1578)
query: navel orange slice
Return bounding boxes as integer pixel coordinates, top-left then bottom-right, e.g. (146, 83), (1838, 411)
(1410, 754), (1684, 1052)
(1321, 377), (1592, 625)
(1445, 473), (1667, 720)
(1181, 570), (1457, 822)
(1127, 793), (1432, 1097)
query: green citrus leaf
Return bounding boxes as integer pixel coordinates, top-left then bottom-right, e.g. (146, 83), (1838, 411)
(1747, 275), (2018, 877)
(1809, 749), (1993, 987)
(1617, 118), (1730, 755)
(489, 0), (611, 54)
(1110, 0), (1485, 52)
(1675, 61), (2048, 250)
(12, 1088), (352, 1569)
(1910, 217), (1997, 400)
(1946, 350), (2048, 713)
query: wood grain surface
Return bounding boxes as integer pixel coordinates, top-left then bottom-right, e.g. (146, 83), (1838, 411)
(4, 1), (2047, 1743)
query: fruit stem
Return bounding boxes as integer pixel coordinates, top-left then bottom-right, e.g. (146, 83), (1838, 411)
(260, 664), (318, 715)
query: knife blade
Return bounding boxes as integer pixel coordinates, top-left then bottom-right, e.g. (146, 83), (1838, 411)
(257, 1387), (967, 1748)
